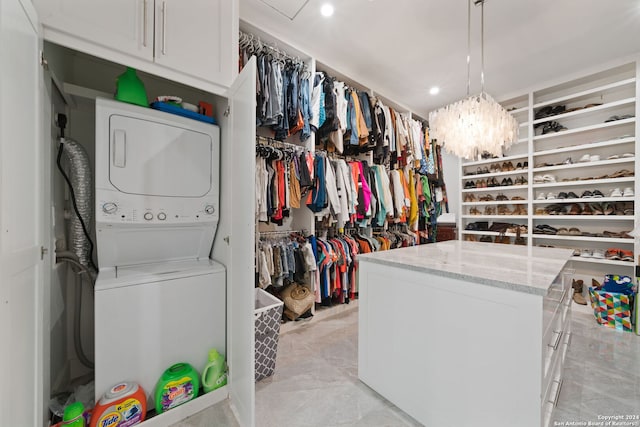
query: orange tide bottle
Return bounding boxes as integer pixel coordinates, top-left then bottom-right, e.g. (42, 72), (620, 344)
(90, 382), (146, 427)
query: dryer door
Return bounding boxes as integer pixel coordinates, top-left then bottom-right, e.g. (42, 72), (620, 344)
(109, 115), (212, 197)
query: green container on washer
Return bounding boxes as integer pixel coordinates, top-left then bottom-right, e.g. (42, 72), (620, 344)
(115, 67), (148, 107)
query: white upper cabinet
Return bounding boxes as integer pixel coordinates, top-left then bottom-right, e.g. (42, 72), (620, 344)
(33, 0), (235, 91)
(34, 0), (154, 61)
(153, 0), (233, 86)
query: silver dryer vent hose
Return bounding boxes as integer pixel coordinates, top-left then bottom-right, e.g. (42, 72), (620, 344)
(60, 137), (94, 270)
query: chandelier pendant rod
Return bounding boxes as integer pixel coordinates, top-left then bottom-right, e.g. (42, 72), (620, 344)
(466, 0), (471, 97)
(480, 0), (485, 94)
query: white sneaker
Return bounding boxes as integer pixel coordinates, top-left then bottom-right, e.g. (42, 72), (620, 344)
(537, 192), (547, 200)
(610, 188), (623, 197)
(580, 249), (593, 258)
(592, 249), (605, 259)
(589, 155), (601, 162)
(622, 153), (634, 158)
(578, 154), (591, 162)
(623, 187), (634, 197)
(546, 193), (557, 200)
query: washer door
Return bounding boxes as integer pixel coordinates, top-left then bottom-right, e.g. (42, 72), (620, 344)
(109, 114), (212, 197)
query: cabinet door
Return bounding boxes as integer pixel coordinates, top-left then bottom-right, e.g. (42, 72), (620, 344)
(0, 0), (46, 423)
(153, 0), (233, 87)
(33, 0), (153, 61)
(225, 57), (256, 427)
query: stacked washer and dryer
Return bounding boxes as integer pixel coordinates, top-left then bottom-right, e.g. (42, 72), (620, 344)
(93, 98), (226, 409)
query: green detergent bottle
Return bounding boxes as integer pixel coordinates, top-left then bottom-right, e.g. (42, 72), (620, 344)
(115, 67), (148, 107)
(154, 362), (200, 414)
(201, 349), (227, 393)
(61, 401), (85, 427)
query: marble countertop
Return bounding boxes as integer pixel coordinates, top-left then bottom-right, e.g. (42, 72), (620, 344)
(357, 241), (574, 296)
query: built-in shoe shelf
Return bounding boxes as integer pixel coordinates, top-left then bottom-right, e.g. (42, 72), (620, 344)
(459, 60), (638, 275)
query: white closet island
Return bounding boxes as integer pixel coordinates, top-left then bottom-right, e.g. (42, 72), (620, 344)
(357, 241), (574, 427)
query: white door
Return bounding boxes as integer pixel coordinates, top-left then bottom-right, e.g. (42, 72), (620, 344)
(0, 0), (46, 425)
(32, 0), (154, 61)
(225, 57), (256, 427)
(153, 0), (233, 87)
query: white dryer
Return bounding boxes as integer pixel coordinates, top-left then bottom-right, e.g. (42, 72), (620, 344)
(93, 98), (226, 408)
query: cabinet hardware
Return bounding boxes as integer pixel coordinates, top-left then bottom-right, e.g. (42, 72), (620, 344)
(548, 330), (563, 351)
(161, 1), (167, 55)
(40, 51), (48, 69)
(558, 289), (567, 306)
(142, 0), (148, 47)
(224, 236), (230, 244)
(224, 106), (230, 117)
(40, 246), (48, 260)
(547, 379), (563, 407)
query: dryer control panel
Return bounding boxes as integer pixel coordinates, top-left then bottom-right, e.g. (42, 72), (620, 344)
(97, 191), (218, 225)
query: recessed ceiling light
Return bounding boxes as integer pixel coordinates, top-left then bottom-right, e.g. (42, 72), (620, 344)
(320, 3), (334, 17)
(429, 86), (440, 95)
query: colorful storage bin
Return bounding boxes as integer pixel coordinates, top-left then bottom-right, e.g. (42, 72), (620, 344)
(589, 287), (634, 332)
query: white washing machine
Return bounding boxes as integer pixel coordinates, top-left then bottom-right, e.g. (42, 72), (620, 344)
(93, 98), (225, 408)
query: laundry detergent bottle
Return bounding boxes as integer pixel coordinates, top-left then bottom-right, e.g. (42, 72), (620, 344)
(201, 349), (227, 393)
(154, 363), (200, 414)
(90, 382), (146, 427)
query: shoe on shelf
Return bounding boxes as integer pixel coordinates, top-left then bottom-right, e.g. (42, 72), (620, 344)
(516, 162), (523, 170)
(620, 249), (634, 262)
(496, 193), (508, 201)
(533, 175), (545, 183)
(542, 174), (556, 183)
(567, 191), (579, 199)
(610, 188), (623, 197)
(622, 187), (634, 197)
(605, 248), (621, 260)
(607, 154), (620, 160)
(578, 154), (591, 163)
(557, 192), (568, 199)
(581, 190), (594, 198)
(592, 278), (602, 290)
(580, 249), (593, 258)
(592, 249), (605, 259)
(592, 189), (605, 198)
(589, 155), (601, 162)
(573, 286), (588, 305)
(622, 153), (634, 158)
(546, 192), (558, 200)
(537, 192), (547, 200)
(588, 203), (602, 215)
(511, 196), (525, 201)
(465, 181), (477, 189)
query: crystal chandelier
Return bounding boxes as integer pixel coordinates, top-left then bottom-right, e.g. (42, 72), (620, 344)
(428, 0), (518, 160)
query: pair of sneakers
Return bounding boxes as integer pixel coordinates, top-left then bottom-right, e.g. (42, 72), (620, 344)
(610, 188), (634, 197)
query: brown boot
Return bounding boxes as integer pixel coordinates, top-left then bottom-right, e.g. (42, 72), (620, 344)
(572, 279), (587, 305)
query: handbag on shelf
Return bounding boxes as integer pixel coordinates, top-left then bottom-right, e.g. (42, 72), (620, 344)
(489, 222), (510, 233)
(281, 283), (315, 321)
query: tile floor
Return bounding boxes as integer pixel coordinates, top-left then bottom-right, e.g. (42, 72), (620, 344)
(173, 305), (640, 426)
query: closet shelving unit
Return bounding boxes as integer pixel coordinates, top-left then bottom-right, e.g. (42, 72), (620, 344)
(459, 60), (639, 282)
(242, 22), (431, 330)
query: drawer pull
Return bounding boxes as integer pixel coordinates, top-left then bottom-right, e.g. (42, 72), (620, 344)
(559, 289), (567, 306)
(548, 330), (563, 351)
(546, 379), (563, 407)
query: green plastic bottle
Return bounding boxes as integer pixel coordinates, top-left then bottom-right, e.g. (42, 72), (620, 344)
(201, 349), (227, 393)
(154, 362), (200, 414)
(115, 67), (148, 107)
(61, 401), (85, 427)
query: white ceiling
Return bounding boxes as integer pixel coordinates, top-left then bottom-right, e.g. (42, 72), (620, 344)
(240, 0), (640, 117)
